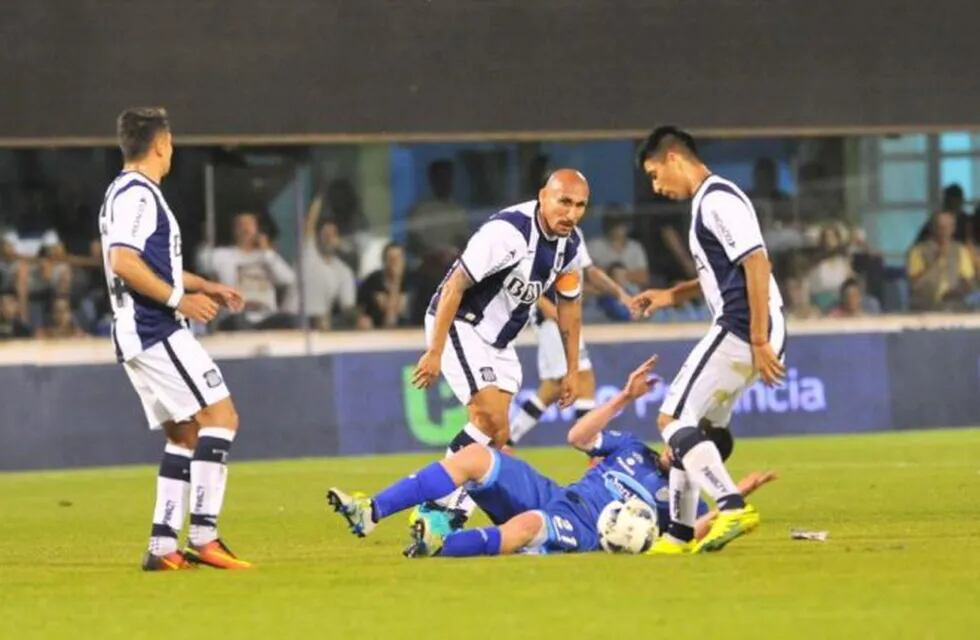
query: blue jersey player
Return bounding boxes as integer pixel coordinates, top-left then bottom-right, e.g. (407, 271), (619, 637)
(327, 357), (776, 558)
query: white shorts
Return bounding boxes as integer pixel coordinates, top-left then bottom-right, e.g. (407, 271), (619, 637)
(660, 313), (787, 427)
(122, 328), (230, 429)
(425, 315), (522, 406)
(534, 319), (592, 381)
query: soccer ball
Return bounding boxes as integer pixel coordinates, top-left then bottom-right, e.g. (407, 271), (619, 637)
(597, 497), (659, 554)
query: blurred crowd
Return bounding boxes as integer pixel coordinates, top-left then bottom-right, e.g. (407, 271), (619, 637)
(1, 155), (978, 342)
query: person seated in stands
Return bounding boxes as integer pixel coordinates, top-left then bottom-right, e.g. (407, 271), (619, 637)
(806, 224), (853, 310)
(357, 242), (410, 329)
(197, 212), (297, 331)
(907, 210), (976, 311)
(302, 199), (358, 330)
(36, 295), (86, 339)
(783, 275), (822, 320)
(827, 277), (880, 318)
(587, 212), (650, 288)
(0, 290), (32, 339)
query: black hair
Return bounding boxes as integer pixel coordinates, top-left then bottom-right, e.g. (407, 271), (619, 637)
(839, 277), (861, 297)
(635, 125), (699, 168)
(382, 241), (402, 259)
(116, 107), (170, 162)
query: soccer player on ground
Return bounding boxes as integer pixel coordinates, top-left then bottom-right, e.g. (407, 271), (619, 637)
(631, 126), (787, 554)
(410, 170), (589, 522)
(508, 228), (634, 446)
(100, 107), (252, 571)
(328, 356), (776, 557)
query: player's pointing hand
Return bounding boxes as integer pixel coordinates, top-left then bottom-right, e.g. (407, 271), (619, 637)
(412, 350), (441, 389)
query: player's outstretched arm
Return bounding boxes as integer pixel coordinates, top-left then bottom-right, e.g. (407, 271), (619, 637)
(693, 470), (778, 540)
(743, 251), (785, 386)
(412, 266), (473, 389)
(629, 278), (701, 318)
(583, 265), (632, 309)
(566, 355), (659, 450)
(110, 247), (218, 323)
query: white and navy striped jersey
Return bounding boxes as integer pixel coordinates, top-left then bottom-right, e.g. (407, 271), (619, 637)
(689, 175), (783, 343)
(428, 200), (583, 348)
(532, 227), (593, 327)
(98, 171), (185, 362)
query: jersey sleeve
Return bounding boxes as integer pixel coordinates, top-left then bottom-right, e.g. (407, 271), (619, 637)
(457, 219), (525, 283)
(107, 186), (158, 253)
(586, 430), (644, 458)
(701, 191), (765, 264)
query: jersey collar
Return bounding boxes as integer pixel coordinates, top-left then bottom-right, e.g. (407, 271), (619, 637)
(534, 203), (558, 242)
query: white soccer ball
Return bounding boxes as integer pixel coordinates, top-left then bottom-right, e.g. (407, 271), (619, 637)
(597, 497), (659, 554)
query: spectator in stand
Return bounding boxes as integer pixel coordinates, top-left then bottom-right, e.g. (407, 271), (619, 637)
(827, 277), (880, 318)
(301, 195), (358, 330)
(4, 189), (71, 324)
(0, 238), (22, 294)
(407, 159), (469, 261)
(357, 242), (409, 329)
(0, 290), (32, 339)
(915, 184), (973, 245)
(322, 178), (368, 272)
(783, 275), (822, 320)
(36, 296), (86, 339)
(197, 212), (297, 331)
(587, 212), (650, 288)
(907, 210), (976, 311)
(806, 224), (853, 310)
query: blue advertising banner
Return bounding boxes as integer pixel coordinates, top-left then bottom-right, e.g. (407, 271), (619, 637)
(331, 331), (895, 455)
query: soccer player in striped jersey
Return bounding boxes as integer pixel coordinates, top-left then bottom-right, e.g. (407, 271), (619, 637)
(409, 169), (589, 522)
(632, 126), (787, 554)
(100, 107), (251, 570)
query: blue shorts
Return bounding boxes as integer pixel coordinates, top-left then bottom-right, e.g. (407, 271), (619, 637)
(467, 450), (563, 525)
(466, 450), (600, 554)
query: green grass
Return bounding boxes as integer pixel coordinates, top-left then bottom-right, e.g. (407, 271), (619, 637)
(2, 429), (979, 640)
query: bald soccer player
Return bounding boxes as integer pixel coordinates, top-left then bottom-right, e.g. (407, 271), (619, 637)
(381, 170), (591, 528)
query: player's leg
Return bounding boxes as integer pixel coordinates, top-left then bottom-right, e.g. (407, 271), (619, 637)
(573, 366), (597, 419)
(119, 360), (196, 571)
(184, 395), (250, 568)
(328, 443), (494, 537)
(508, 378), (560, 445)
(421, 511), (544, 558)
(128, 328), (248, 568)
(655, 327), (751, 551)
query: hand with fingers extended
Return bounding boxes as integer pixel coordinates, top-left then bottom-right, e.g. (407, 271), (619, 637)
(178, 292), (220, 323)
(629, 289), (674, 318)
(412, 350), (441, 389)
(751, 341), (786, 386)
(622, 354), (660, 399)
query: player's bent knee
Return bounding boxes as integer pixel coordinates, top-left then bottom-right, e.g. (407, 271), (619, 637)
(163, 420), (199, 450)
(196, 397), (239, 430)
(500, 511), (546, 554)
(468, 406), (508, 443)
(657, 412), (675, 430)
(454, 443), (494, 477)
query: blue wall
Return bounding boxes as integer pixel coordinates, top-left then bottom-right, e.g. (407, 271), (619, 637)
(1, 328), (977, 471)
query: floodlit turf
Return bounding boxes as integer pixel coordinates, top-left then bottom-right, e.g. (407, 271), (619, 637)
(2, 428), (979, 639)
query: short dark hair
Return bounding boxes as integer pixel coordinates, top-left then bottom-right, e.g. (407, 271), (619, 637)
(839, 277), (860, 297)
(382, 241), (402, 259)
(116, 107), (169, 161)
(635, 125), (698, 167)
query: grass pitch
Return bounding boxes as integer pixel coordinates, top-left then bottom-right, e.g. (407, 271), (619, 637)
(2, 428), (979, 639)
